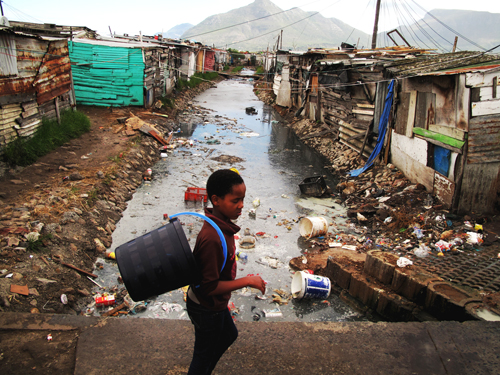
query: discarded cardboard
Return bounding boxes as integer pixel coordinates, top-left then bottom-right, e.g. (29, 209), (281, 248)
(10, 284), (29, 295)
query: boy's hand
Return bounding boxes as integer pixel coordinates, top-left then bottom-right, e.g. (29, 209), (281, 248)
(247, 275), (266, 294)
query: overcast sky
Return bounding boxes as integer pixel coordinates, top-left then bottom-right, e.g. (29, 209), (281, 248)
(4, 0), (499, 38)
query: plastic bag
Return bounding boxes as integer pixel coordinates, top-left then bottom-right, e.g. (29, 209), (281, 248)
(397, 257), (413, 268)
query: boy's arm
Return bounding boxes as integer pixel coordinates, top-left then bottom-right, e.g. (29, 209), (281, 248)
(208, 275), (266, 296)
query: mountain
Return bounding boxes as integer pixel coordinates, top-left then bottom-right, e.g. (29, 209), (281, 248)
(387, 9), (500, 52)
(180, 0), (368, 51)
(163, 23), (194, 39)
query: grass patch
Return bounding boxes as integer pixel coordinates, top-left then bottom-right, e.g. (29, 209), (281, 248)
(231, 66), (244, 73)
(160, 96), (175, 108)
(2, 110), (91, 167)
(26, 233), (52, 252)
(256, 66), (265, 74)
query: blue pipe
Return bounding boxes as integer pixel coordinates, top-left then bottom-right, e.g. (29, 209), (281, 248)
(169, 212), (227, 271)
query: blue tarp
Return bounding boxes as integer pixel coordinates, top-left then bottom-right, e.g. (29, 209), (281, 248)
(350, 80), (395, 177)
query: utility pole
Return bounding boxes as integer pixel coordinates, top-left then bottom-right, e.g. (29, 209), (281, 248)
(0, 0), (4, 16)
(371, 0), (381, 49)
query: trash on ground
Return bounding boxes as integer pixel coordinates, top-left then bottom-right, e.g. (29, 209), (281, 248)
(10, 284), (29, 296)
(161, 302), (183, 313)
(263, 306), (283, 318)
(299, 175), (327, 197)
(292, 271), (331, 299)
(239, 236), (256, 249)
(95, 294), (116, 307)
(256, 256), (284, 269)
(184, 187), (208, 203)
(236, 250), (248, 263)
(397, 257), (413, 268)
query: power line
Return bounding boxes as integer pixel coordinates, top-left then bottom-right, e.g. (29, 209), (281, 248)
(2, 1), (44, 23)
(408, 0), (487, 51)
(400, 0), (455, 52)
(216, 0), (342, 49)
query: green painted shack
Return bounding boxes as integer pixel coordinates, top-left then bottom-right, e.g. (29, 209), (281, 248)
(69, 39), (145, 106)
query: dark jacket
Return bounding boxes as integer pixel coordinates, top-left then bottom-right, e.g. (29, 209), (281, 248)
(191, 207), (239, 311)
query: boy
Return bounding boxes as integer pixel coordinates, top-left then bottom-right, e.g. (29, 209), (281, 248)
(186, 169), (265, 375)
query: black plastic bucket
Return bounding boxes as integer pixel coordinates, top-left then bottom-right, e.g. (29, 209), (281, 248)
(115, 218), (200, 302)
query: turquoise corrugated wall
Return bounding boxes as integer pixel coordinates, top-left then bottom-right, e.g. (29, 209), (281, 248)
(69, 41), (145, 107)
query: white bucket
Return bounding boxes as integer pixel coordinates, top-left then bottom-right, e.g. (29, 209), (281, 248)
(299, 217), (328, 239)
(291, 271), (331, 299)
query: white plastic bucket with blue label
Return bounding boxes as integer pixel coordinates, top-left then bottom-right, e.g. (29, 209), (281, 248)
(291, 271), (331, 299)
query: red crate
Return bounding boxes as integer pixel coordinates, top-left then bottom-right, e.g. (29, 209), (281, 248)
(185, 187), (208, 203)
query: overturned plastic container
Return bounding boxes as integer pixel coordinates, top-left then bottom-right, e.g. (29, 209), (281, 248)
(291, 271), (331, 299)
(299, 216), (328, 239)
(299, 175), (326, 197)
(115, 212), (226, 302)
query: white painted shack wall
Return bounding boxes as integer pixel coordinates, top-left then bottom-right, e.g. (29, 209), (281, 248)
(391, 131), (428, 164)
(467, 69), (500, 117)
(390, 130), (435, 192)
(276, 65), (291, 107)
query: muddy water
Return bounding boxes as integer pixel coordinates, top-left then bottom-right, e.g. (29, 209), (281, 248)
(94, 76), (366, 323)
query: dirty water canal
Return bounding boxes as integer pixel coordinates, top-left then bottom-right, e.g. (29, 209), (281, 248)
(93, 76), (367, 323)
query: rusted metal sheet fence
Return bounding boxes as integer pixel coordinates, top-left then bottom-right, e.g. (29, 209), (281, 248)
(467, 114), (500, 164)
(0, 32), (73, 146)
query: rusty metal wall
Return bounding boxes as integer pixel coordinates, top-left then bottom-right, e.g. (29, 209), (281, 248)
(467, 114), (500, 164)
(0, 34), (72, 145)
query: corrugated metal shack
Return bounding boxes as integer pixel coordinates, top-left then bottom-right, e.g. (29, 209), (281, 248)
(0, 21), (87, 146)
(384, 52), (500, 214)
(69, 35), (191, 107)
(272, 47), (500, 213)
(274, 47), (430, 159)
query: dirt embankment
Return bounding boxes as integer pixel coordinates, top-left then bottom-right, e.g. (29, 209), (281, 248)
(0, 78), (222, 314)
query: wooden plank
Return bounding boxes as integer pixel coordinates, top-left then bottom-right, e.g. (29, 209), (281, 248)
(433, 172), (455, 209)
(390, 144), (435, 192)
(413, 127), (465, 150)
(456, 74), (469, 131)
(478, 86), (500, 101)
(339, 138), (372, 159)
(428, 124), (465, 141)
(21, 107), (39, 118)
(352, 108), (374, 116)
(457, 160), (500, 214)
(395, 92), (410, 135)
(415, 92), (435, 129)
(406, 91), (417, 137)
(465, 72), (500, 88)
(471, 99), (500, 117)
(356, 103), (375, 109)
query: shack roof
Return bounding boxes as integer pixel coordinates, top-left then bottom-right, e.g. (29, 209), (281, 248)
(7, 20), (95, 38)
(384, 51), (500, 77)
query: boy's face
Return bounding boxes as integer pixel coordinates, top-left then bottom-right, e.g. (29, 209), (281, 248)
(212, 182), (246, 221)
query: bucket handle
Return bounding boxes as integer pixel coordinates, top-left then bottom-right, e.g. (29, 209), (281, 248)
(169, 212), (227, 272)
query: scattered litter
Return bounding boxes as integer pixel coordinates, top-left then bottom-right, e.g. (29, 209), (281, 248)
(238, 236), (256, 249)
(236, 250), (248, 263)
(252, 198), (260, 208)
(466, 232), (483, 245)
(414, 244), (430, 258)
(342, 245), (357, 251)
(47, 334), (52, 341)
(256, 256), (283, 269)
(263, 306), (282, 318)
(397, 257), (413, 268)
(161, 303), (183, 313)
(60, 294), (68, 305)
(95, 294), (115, 307)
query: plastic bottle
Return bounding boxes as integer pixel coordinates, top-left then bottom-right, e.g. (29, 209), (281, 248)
(236, 250), (248, 262)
